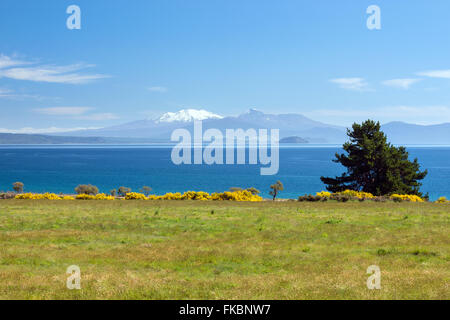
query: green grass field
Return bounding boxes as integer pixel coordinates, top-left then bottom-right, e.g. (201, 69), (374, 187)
(0, 200), (448, 300)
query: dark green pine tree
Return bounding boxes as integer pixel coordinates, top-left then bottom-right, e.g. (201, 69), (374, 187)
(320, 120), (427, 196)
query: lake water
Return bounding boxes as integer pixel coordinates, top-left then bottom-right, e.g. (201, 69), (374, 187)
(1, 145), (449, 200)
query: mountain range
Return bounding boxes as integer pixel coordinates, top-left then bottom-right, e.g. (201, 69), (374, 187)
(1, 108), (449, 144)
(54, 109), (348, 143)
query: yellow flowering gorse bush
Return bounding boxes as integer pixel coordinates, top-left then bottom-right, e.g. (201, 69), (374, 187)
(334, 190), (375, 199)
(314, 190), (375, 200)
(390, 194), (424, 202)
(133, 190), (262, 202)
(435, 196), (449, 203)
(16, 193), (64, 200)
(94, 193), (115, 200)
(311, 190), (428, 202)
(15, 191), (261, 201)
(74, 193), (114, 200)
(75, 194), (96, 200)
(12, 189), (439, 203)
(316, 191), (331, 198)
(125, 192), (148, 200)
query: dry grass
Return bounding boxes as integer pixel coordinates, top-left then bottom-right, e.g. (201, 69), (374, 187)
(0, 200), (448, 300)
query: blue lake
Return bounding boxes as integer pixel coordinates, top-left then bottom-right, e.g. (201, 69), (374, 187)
(0, 145), (449, 200)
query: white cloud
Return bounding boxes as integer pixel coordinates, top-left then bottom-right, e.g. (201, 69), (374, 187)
(382, 78), (421, 89)
(148, 86), (168, 93)
(417, 69), (450, 79)
(0, 54), (109, 84)
(0, 88), (57, 101)
(330, 78), (369, 91)
(0, 54), (29, 69)
(34, 107), (92, 116)
(305, 105), (450, 126)
(0, 88), (14, 98)
(0, 127), (102, 134)
(0, 64), (108, 84)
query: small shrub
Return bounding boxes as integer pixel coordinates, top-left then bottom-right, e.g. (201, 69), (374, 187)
(125, 192), (147, 200)
(75, 184), (98, 195)
(436, 196), (449, 203)
(333, 190), (374, 200)
(16, 193), (62, 200)
(13, 182), (24, 193)
(331, 194), (351, 202)
(316, 191), (331, 198)
(212, 191), (251, 201)
(0, 192), (16, 199)
(118, 187), (132, 197)
(76, 194), (96, 200)
(94, 193), (115, 200)
(140, 186), (152, 196)
(390, 194), (424, 203)
(298, 194), (323, 202)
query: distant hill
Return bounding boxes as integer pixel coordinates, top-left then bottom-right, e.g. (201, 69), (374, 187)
(0, 133), (165, 144)
(0, 133), (108, 144)
(5, 109), (449, 145)
(56, 109), (348, 143)
(381, 122), (450, 145)
(279, 136), (309, 143)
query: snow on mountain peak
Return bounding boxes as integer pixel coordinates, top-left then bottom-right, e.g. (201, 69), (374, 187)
(157, 109), (223, 123)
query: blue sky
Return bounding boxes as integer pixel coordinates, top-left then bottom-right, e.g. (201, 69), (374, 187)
(1, 0), (450, 132)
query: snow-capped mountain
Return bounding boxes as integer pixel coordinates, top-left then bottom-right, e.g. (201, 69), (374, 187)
(9, 108), (450, 144)
(52, 108), (347, 143)
(156, 109), (223, 123)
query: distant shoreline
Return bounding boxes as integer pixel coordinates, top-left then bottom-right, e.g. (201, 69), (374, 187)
(1, 144), (450, 148)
